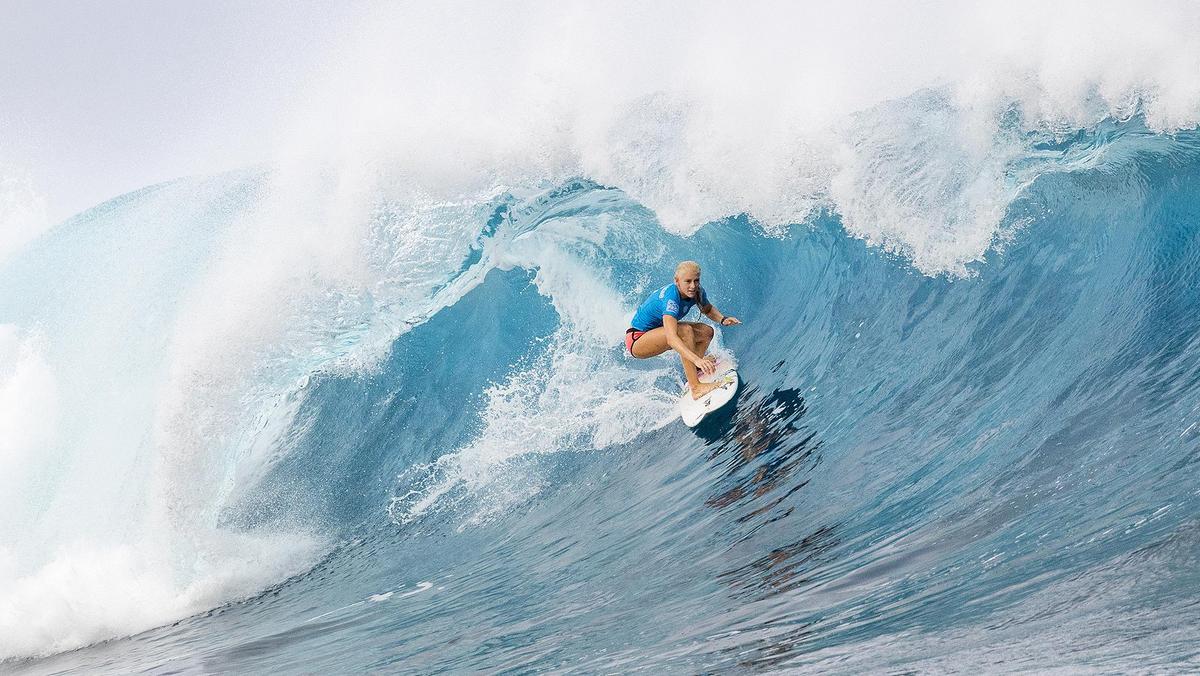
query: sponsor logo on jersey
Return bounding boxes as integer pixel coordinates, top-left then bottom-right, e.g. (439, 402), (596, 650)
(666, 300), (679, 314)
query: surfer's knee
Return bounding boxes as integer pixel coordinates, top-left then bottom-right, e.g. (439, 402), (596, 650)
(677, 323), (695, 341)
(697, 323), (714, 342)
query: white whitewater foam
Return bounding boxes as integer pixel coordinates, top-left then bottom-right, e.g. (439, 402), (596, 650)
(830, 91), (1027, 275)
(0, 532), (322, 660)
(0, 326), (323, 659)
(272, 0), (1200, 275)
(0, 327), (58, 519)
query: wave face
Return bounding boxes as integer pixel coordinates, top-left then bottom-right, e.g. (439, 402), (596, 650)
(3, 114), (1199, 672)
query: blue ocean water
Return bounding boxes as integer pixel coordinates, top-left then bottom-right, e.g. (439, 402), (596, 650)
(3, 117), (1200, 673)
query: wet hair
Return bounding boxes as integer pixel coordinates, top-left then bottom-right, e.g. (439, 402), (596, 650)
(675, 260), (701, 277)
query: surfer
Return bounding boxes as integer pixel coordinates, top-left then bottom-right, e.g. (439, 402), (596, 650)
(626, 260), (741, 399)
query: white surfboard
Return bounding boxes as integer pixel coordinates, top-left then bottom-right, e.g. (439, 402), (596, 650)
(697, 353), (735, 383)
(680, 365), (739, 427)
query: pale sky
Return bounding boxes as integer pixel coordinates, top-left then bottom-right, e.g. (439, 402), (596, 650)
(0, 1), (361, 223)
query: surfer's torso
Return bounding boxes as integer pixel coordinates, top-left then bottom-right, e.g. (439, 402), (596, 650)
(630, 284), (709, 331)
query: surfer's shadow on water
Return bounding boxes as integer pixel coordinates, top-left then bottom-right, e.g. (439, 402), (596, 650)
(691, 382), (805, 446)
(695, 385), (825, 518)
(694, 383), (843, 624)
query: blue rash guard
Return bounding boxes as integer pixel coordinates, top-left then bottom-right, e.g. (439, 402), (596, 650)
(630, 284), (710, 331)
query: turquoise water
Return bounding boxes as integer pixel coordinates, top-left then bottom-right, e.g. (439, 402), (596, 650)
(3, 117), (1200, 673)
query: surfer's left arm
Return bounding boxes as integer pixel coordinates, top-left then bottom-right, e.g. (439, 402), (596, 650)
(702, 302), (741, 326)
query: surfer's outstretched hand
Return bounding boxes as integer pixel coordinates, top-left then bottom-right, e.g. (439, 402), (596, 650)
(721, 316), (741, 326)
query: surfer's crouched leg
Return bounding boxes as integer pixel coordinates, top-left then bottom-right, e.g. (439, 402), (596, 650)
(680, 322), (714, 355)
(678, 322), (720, 399)
(694, 322), (714, 353)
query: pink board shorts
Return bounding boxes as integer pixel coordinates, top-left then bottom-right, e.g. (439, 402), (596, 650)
(625, 328), (647, 356)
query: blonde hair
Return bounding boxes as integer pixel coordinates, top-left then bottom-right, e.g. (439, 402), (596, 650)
(675, 260), (701, 276)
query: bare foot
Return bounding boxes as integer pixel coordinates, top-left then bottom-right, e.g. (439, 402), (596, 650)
(690, 381), (721, 400)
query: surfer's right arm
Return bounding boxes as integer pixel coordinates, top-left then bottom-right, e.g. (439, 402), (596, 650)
(663, 315), (717, 375)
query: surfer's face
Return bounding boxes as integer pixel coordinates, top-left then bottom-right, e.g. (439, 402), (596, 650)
(676, 271), (701, 299)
